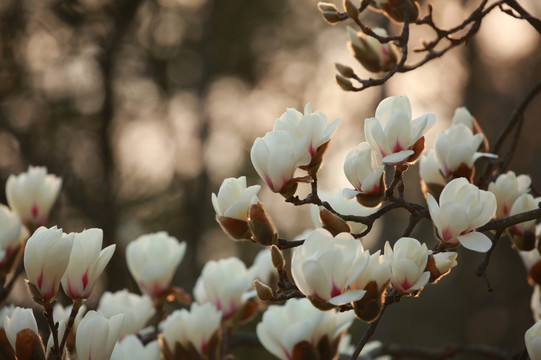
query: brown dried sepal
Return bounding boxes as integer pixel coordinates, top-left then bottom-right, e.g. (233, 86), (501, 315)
(248, 202), (277, 247)
(14, 328), (45, 360)
(301, 141), (330, 177)
(165, 286), (192, 305)
(355, 174), (385, 208)
(406, 136), (425, 164)
(510, 230), (536, 252)
(353, 281), (385, 323)
(307, 296), (335, 311)
(420, 180), (444, 202)
(445, 163), (474, 183)
(216, 215), (251, 241)
(369, 0), (420, 22)
(162, 329), (221, 360)
(0, 329), (15, 360)
(319, 208), (351, 236)
(529, 261), (541, 286)
(471, 115), (490, 153)
(425, 254), (451, 284)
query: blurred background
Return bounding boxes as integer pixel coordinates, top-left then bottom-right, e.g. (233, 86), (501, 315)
(0, 0), (540, 358)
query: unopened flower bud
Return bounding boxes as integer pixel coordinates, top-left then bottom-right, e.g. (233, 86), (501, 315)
(508, 194), (539, 251)
(270, 245), (285, 272)
(322, 11), (346, 24)
(319, 208), (351, 236)
(248, 199), (277, 247)
(335, 74), (355, 91)
(343, 0), (359, 19)
(368, 0), (420, 23)
(334, 63), (355, 78)
(425, 252), (457, 283)
(318, 2), (339, 12)
(353, 281), (384, 323)
(346, 27), (398, 73)
(254, 280), (274, 301)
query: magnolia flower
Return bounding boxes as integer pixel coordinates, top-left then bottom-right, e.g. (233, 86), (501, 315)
(419, 150), (445, 199)
(426, 251), (458, 283)
(212, 176), (261, 240)
(343, 142), (385, 206)
(365, 95), (435, 166)
(256, 298), (354, 360)
(452, 107), (489, 152)
(6, 166), (62, 229)
(247, 249), (275, 285)
(346, 26), (398, 73)
(435, 123), (496, 179)
(526, 320), (541, 360)
(508, 194), (540, 250)
(0, 205), (24, 266)
(61, 228), (115, 299)
(193, 257), (252, 320)
(427, 178), (496, 253)
(4, 307), (41, 355)
(273, 104), (339, 171)
(291, 229), (369, 309)
(310, 190), (377, 235)
(162, 302), (222, 357)
(126, 231), (186, 297)
(250, 130), (311, 196)
(111, 336), (160, 360)
(385, 237), (430, 294)
(98, 290), (155, 337)
(24, 226), (73, 299)
(76, 311), (124, 360)
(488, 171), (531, 218)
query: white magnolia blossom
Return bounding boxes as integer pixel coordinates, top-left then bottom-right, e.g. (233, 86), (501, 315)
(385, 237), (430, 294)
(346, 26), (398, 73)
(257, 298), (354, 360)
(311, 190), (378, 234)
(0, 205), (23, 266)
(451, 107), (474, 129)
(111, 335), (160, 360)
(212, 176), (261, 221)
(364, 95), (435, 166)
(509, 193), (539, 236)
(526, 320), (541, 360)
(488, 171), (532, 218)
(24, 226), (74, 299)
(291, 229), (369, 307)
(427, 178), (496, 253)
(61, 228), (115, 299)
(4, 307), (40, 354)
(0, 305), (15, 331)
(350, 250), (391, 293)
(6, 166), (62, 228)
(98, 290), (155, 337)
(273, 104), (339, 162)
(343, 142), (384, 198)
(434, 123), (495, 178)
(162, 302), (222, 356)
(250, 130), (311, 194)
(126, 231), (186, 297)
(194, 257), (252, 320)
(419, 150), (445, 187)
(432, 251), (458, 275)
(76, 311), (124, 360)
(521, 248), (541, 275)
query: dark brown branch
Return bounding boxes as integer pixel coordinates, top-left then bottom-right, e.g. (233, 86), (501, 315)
(475, 229), (504, 292)
(502, 0), (541, 35)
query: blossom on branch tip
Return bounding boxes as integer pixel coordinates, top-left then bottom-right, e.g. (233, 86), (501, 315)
(291, 229), (369, 309)
(385, 237), (430, 295)
(256, 298), (354, 360)
(419, 150), (445, 199)
(76, 311), (124, 360)
(0, 204), (24, 268)
(162, 302), (222, 358)
(488, 171), (531, 219)
(212, 176), (261, 241)
(451, 107), (489, 152)
(193, 257), (252, 321)
(61, 228), (115, 299)
(250, 130), (311, 197)
(508, 193), (540, 251)
(111, 335), (160, 360)
(24, 226), (73, 300)
(426, 251), (458, 283)
(427, 178), (496, 253)
(346, 26), (399, 73)
(126, 231), (186, 297)
(273, 104), (339, 174)
(343, 142), (385, 207)
(6, 166), (62, 229)
(3, 307), (42, 357)
(365, 95), (435, 166)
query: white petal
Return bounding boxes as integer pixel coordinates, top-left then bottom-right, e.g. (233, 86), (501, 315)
(456, 231), (492, 253)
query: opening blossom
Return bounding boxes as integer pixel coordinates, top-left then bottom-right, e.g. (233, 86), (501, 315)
(507, 193), (540, 251)
(212, 176), (261, 240)
(61, 228), (115, 299)
(111, 335), (160, 360)
(291, 229), (370, 309)
(488, 171), (531, 218)
(346, 26), (398, 73)
(6, 166), (62, 229)
(162, 302), (222, 358)
(193, 257), (252, 320)
(256, 298), (354, 360)
(76, 311), (124, 360)
(250, 130), (311, 196)
(24, 226), (74, 300)
(4, 307), (42, 357)
(427, 178), (497, 253)
(364, 95), (435, 166)
(384, 237), (430, 295)
(126, 231), (186, 297)
(0, 204), (25, 267)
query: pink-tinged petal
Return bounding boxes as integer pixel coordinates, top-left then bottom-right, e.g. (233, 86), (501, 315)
(327, 289), (366, 306)
(426, 193), (441, 230)
(409, 271), (431, 291)
(456, 231), (492, 253)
